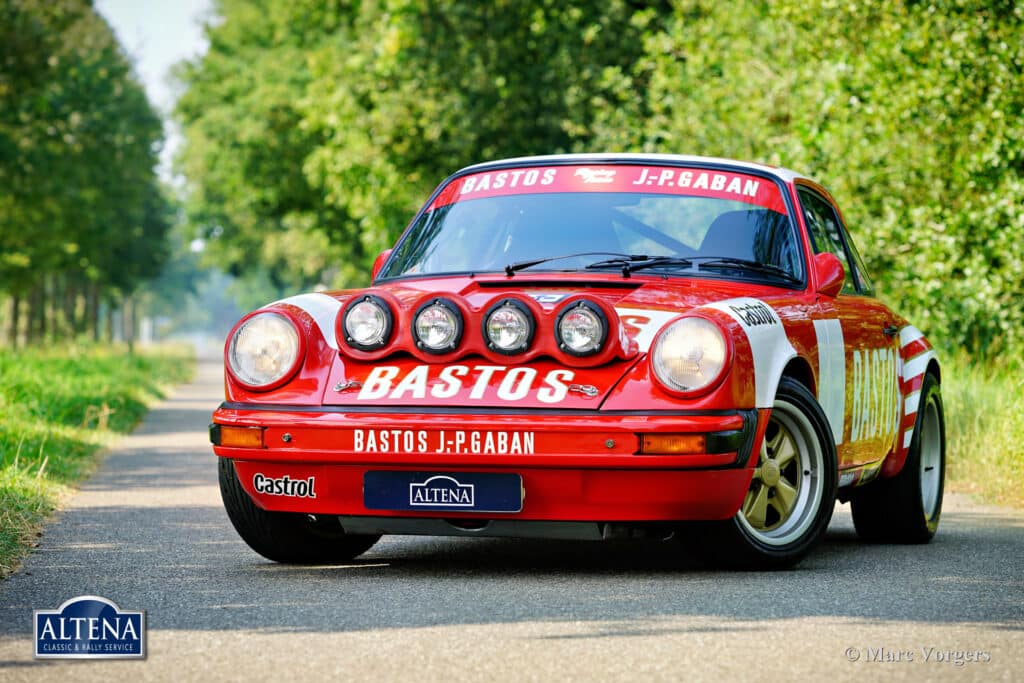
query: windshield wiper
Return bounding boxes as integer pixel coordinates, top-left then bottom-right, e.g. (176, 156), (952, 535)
(624, 256), (694, 273)
(691, 256), (801, 283)
(505, 252), (643, 276)
(586, 255), (694, 277)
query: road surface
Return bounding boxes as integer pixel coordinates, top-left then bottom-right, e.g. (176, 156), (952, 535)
(1, 355), (1021, 681)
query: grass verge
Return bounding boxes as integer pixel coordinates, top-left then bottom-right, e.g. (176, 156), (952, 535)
(0, 344), (194, 578)
(942, 352), (1024, 508)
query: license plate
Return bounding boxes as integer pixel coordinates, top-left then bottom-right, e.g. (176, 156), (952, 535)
(363, 471), (523, 513)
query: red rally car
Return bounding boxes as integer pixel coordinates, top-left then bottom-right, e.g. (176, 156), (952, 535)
(210, 154), (946, 568)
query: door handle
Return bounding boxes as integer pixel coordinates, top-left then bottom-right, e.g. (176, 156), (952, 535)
(883, 325), (899, 338)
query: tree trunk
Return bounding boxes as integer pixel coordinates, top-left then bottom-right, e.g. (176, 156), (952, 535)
(44, 274), (56, 343)
(27, 285), (44, 344)
(104, 298), (114, 343)
(86, 282), (100, 342)
(123, 296), (135, 353)
(7, 295), (20, 348)
(63, 274), (78, 337)
(42, 277), (52, 342)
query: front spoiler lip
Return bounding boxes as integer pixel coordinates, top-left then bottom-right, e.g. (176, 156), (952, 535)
(335, 516), (676, 541)
(211, 404), (762, 470)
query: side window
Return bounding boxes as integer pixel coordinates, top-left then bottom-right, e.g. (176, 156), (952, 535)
(798, 189), (857, 295)
(842, 228), (875, 295)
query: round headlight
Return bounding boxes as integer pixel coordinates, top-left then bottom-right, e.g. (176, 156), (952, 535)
(651, 317), (729, 394)
(342, 295), (393, 350)
(413, 299), (463, 353)
(484, 300), (534, 354)
(555, 301), (607, 356)
(227, 312), (302, 389)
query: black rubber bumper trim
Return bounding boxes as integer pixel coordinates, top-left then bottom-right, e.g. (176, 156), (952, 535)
(213, 404), (761, 468)
(733, 409), (759, 468)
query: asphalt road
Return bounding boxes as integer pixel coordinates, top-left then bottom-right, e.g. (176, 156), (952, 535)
(1, 355), (1021, 682)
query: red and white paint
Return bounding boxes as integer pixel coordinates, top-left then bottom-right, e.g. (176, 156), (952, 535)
(898, 325), (937, 452)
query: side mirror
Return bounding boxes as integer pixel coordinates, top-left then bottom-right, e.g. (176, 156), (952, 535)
(371, 249), (393, 281)
(813, 252), (845, 298)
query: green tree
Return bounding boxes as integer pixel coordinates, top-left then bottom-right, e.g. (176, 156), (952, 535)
(175, 0), (661, 287)
(0, 0), (170, 345)
(587, 0), (1024, 356)
(174, 0), (356, 293)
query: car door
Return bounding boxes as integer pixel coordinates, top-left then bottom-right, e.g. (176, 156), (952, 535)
(798, 185), (901, 470)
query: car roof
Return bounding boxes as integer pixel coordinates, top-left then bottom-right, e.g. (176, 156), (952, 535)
(457, 153), (806, 184)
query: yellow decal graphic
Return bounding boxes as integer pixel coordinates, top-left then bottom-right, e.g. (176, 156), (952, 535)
(850, 348), (899, 443)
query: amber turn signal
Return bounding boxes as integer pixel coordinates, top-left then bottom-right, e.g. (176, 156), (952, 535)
(638, 433), (706, 455)
(215, 425), (265, 449)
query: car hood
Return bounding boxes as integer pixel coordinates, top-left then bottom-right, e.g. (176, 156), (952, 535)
(320, 275), (784, 409)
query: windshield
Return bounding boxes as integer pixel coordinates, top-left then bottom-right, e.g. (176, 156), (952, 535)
(380, 164), (803, 284)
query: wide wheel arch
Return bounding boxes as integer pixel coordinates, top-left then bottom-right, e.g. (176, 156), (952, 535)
(850, 371), (945, 543)
(780, 356), (816, 396)
(688, 375), (838, 569)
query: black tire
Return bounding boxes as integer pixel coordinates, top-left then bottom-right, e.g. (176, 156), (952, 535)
(850, 372), (945, 543)
(695, 377), (838, 569)
(219, 458), (380, 563)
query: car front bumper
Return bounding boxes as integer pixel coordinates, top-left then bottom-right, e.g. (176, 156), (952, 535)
(211, 404), (767, 522)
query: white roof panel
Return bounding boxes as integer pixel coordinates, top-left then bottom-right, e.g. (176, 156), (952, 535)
(458, 153), (805, 183)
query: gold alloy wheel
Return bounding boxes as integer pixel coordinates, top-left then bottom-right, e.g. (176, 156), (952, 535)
(743, 421), (802, 531)
(736, 398), (824, 547)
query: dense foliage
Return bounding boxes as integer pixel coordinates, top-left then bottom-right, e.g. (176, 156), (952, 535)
(0, 0), (171, 344)
(594, 0), (1024, 356)
(176, 0), (1023, 358)
(175, 0), (659, 289)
